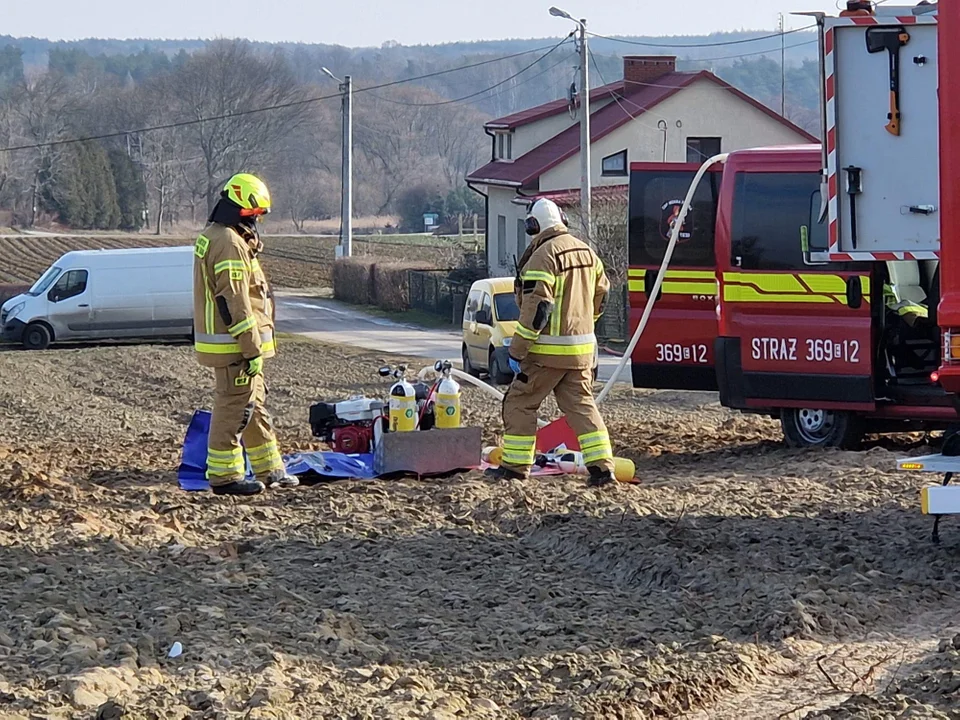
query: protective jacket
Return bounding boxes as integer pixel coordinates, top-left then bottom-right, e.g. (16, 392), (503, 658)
(883, 282), (928, 328)
(509, 225), (609, 370)
(193, 223), (276, 368)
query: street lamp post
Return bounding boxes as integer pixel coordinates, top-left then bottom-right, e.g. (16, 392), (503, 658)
(322, 67), (353, 258)
(550, 7), (591, 242)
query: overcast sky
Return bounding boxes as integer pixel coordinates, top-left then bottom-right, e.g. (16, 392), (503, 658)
(7, 0), (845, 46)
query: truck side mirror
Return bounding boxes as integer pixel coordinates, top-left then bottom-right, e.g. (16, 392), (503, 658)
(475, 309), (492, 325)
(846, 276), (863, 310)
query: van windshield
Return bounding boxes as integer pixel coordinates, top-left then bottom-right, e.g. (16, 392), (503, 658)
(29, 266), (62, 296)
(494, 293), (520, 322)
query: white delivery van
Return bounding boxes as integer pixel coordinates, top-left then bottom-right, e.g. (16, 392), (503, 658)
(1, 246), (194, 350)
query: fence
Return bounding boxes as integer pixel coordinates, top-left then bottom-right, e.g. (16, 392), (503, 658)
(408, 270), (472, 325)
(596, 284), (629, 344)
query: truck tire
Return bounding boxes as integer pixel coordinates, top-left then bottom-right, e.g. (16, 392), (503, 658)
(462, 344), (480, 378)
(22, 322), (52, 351)
(780, 408), (863, 450)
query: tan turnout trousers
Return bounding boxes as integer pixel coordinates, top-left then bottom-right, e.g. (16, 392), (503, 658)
(206, 362), (284, 486)
(501, 361), (615, 476)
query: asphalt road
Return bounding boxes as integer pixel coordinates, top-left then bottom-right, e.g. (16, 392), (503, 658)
(275, 293), (632, 384)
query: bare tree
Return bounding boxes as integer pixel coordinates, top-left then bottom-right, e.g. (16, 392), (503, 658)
(172, 41), (312, 211)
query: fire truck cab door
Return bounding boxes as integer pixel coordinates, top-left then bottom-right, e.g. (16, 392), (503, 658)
(717, 171), (874, 410)
(628, 163), (721, 391)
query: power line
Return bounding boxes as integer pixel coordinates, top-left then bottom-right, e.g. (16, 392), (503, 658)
(369, 37), (573, 108)
(0, 42), (566, 155)
(695, 38), (818, 63)
(587, 25), (816, 49)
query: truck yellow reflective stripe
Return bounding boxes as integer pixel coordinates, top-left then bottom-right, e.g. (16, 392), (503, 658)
(521, 270), (556, 286)
(722, 285), (837, 304)
(228, 317), (256, 337)
(515, 324), (540, 341)
(628, 268), (715, 279)
(214, 259), (248, 275)
(628, 280), (717, 294)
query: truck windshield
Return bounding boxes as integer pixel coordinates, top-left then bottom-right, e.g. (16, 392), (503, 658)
(29, 266), (62, 296)
(494, 293), (520, 322)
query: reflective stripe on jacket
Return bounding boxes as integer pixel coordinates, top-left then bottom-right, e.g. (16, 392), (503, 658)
(509, 225), (610, 370)
(193, 223), (276, 368)
(883, 283), (928, 321)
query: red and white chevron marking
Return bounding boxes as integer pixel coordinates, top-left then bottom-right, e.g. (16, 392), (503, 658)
(825, 13), (938, 261)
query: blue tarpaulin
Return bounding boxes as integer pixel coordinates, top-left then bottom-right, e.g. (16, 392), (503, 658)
(177, 409), (376, 491)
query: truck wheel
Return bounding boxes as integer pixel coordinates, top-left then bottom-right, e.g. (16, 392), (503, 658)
(780, 408), (862, 450)
(462, 344), (480, 378)
(22, 322), (52, 351)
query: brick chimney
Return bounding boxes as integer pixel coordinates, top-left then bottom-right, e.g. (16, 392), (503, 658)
(623, 56), (677, 87)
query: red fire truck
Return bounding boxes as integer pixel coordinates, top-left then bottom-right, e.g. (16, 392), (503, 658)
(628, 2), (946, 449)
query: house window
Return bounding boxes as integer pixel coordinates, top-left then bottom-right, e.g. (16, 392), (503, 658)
(516, 218), (527, 259)
(686, 137), (722, 163)
(602, 150), (628, 177)
(496, 132), (513, 161)
(497, 215), (508, 265)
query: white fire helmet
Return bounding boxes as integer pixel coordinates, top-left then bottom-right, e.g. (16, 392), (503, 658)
(524, 198), (569, 237)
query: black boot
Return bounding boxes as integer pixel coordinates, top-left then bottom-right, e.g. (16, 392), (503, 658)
(484, 466), (528, 481)
(211, 479), (265, 496)
(587, 466), (616, 488)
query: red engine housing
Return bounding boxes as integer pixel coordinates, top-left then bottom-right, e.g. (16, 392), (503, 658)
(331, 424), (374, 454)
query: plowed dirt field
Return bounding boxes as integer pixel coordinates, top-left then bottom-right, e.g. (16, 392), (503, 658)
(0, 336), (958, 719)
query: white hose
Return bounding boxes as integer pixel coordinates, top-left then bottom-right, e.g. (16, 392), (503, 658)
(594, 153), (728, 405)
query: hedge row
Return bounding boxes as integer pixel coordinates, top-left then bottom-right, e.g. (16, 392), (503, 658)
(332, 259), (432, 312)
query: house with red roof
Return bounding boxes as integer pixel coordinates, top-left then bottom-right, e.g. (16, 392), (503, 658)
(466, 55), (817, 277)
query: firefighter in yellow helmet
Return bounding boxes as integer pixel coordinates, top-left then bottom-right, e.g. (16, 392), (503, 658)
(488, 198), (617, 487)
(193, 173), (298, 496)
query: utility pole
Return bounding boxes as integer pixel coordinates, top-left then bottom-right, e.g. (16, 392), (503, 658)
(340, 75), (353, 258)
(551, 7), (591, 242)
(578, 19), (592, 242)
(323, 67), (352, 258)
(779, 13), (786, 116)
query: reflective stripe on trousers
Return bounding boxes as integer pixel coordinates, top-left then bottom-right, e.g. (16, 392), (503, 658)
(502, 434), (536, 467)
(579, 430), (613, 465)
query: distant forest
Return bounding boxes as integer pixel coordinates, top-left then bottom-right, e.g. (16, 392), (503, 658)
(0, 31), (820, 232)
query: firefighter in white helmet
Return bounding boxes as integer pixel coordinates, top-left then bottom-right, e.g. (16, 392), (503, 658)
(193, 173), (299, 496)
(488, 198), (617, 487)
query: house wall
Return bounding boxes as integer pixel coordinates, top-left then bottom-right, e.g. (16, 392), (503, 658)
(509, 98), (615, 158)
(485, 185), (529, 278)
(539, 77), (811, 192)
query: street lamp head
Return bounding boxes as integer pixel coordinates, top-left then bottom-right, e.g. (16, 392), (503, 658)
(321, 67), (341, 83)
(549, 6), (574, 20)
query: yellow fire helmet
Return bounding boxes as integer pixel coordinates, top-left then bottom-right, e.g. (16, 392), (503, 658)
(223, 173), (272, 218)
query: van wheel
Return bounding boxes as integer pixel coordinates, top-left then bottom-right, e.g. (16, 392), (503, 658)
(780, 408), (862, 450)
(22, 322), (52, 351)
(462, 344), (480, 377)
